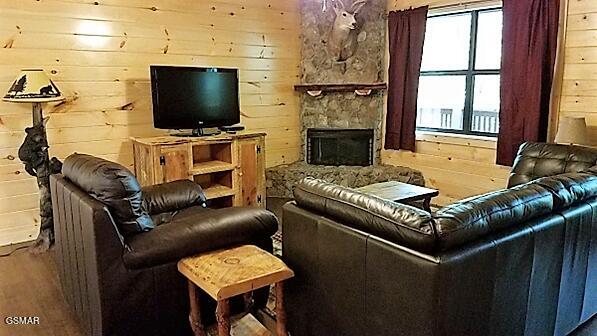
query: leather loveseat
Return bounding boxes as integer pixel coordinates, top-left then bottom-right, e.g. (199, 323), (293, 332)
(50, 154), (278, 336)
(283, 142), (597, 336)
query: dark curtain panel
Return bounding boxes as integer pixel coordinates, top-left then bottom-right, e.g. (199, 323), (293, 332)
(497, 0), (560, 166)
(385, 6), (428, 151)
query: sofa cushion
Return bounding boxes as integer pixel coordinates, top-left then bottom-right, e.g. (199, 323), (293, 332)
(63, 153), (154, 236)
(294, 178), (436, 252)
(508, 142), (597, 187)
(433, 183), (553, 251)
(530, 173), (597, 210)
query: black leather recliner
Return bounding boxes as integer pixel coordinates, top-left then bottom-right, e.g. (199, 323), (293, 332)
(283, 142), (597, 336)
(50, 154), (278, 336)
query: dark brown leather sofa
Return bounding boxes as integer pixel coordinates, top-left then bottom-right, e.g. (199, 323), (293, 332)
(50, 154), (278, 336)
(283, 142), (597, 336)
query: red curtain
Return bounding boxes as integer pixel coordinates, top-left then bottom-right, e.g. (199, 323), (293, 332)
(497, 0), (560, 166)
(385, 6), (428, 152)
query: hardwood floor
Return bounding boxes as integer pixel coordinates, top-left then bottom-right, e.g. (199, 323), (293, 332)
(0, 244), (82, 336)
(0, 242), (594, 336)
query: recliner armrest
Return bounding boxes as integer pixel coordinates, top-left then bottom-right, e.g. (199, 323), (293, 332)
(122, 207), (278, 269)
(142, 180), (206, 215)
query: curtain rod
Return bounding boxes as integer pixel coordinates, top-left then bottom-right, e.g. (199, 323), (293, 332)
(429, 0), (501, 11)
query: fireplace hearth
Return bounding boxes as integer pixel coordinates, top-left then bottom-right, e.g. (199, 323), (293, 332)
(307, 128), (374, 166)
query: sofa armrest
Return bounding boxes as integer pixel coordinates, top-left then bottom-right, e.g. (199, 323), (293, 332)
(122, 207), (278, 269)
(142, 180), (206, 215)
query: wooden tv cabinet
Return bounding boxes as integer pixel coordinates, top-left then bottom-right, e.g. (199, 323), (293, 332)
(131, 132), (266, 208)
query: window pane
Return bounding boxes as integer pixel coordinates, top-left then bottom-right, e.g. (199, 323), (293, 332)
(421, 13), (471, 71)
(472, 75), (500, 133)
(417, 75), (466, 130)
(475, 10), (503, 70)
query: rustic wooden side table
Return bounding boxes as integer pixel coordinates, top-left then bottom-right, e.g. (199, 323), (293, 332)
(356, 181), (439, 212)
(178, 245), (294, 336)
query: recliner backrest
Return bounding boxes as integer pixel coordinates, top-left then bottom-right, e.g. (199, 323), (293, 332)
(508, 142), (597, 187)
(62, 153), (154, 236)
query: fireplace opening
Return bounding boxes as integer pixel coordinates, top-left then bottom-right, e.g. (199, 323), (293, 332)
(307, 128), (374, 166)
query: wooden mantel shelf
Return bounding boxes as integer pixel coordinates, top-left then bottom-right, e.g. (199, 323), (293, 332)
(294, 83), (387, 97)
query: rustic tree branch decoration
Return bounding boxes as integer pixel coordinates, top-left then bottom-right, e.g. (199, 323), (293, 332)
(18, 109), (62, 252)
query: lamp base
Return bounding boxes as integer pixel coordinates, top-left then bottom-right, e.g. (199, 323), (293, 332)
(17, 102), (61, 254)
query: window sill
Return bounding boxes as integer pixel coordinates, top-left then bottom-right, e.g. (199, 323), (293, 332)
(415, 130), (497, 149)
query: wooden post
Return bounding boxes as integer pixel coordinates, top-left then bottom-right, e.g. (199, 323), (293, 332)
(275, 282), (288, 336)
(216, 299), (230, 336)
(187, 281), (206, 336)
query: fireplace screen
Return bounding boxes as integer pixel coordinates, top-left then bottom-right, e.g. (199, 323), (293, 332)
(307, 128), (374, 166)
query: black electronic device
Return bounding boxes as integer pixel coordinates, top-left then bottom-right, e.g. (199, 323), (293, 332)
(150, 66), (240, 136)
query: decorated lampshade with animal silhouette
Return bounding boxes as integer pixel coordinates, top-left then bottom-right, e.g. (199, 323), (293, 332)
(2, 69), (63, 103)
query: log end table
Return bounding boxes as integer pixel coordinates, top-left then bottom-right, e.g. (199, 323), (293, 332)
(178, 245), (294, 336)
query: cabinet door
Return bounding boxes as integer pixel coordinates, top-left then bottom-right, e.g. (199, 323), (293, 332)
(159, 144), (190, 183)
(238, 138), (265, 207)
(133, 143), (154, 186)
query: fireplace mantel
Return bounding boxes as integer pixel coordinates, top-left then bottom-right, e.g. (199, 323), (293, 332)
(294, 83), (387, 97)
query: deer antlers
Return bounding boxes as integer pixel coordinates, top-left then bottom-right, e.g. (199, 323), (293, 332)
(332, 0), (367, 14)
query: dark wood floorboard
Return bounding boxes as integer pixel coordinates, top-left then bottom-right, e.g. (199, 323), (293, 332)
(0, 245), (83, 336)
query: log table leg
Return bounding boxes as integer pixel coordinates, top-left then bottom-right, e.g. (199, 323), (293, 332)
(423, 197), (432, 212)
(188, 281), (207, 336)
(243, 291), (254, 312)
(275, 282), (288, 336)
(216, 299), (230, 336)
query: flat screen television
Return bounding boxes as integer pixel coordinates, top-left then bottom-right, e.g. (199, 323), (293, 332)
(150, 66), (240, 134)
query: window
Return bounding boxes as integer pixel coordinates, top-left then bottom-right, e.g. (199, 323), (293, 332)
(416, 8), (503, 136)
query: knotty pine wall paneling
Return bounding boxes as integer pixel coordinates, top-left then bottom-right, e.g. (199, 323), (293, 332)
(561, 0), (597, 144)
(0, 0), (301, 246)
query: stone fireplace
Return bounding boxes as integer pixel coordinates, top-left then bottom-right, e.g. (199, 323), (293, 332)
(265, 0), (425, 198)
(307, 128), (374, 166)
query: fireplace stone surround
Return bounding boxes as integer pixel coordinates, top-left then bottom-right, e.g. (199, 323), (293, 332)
(264, 0), (424, 199)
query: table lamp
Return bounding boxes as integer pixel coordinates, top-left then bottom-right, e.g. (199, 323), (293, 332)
(2, 69), (64, 252)
(554, 116), (588, 145)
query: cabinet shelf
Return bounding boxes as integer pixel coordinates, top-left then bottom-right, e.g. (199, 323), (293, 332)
(192, 160), (235, 175)
(203, 184), (236, 200)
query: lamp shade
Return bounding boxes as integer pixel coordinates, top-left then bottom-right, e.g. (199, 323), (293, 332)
(555, 116), (588, 145)
(2, 69), (63, 103)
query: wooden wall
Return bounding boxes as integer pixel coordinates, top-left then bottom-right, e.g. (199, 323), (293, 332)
(561, 0), (597, 144)
(0, 0), (300, 246)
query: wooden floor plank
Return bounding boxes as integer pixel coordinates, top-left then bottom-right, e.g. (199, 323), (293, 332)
(0, 247), (83, 336)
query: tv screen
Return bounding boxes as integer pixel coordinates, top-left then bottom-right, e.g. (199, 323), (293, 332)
(150, 66), (240, 130)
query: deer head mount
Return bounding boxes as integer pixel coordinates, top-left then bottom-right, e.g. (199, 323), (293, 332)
(328, 0), (367, 62)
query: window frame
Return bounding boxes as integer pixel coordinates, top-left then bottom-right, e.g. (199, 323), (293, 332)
(417, 7), (502, 137)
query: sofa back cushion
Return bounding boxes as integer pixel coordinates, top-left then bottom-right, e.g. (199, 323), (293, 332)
(433, 183), (553, 251)
(530, 172), (597, 210)
(294, 178), (436, 252)
(63, 154), (154, 236)
(508, 142), (597, 187)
